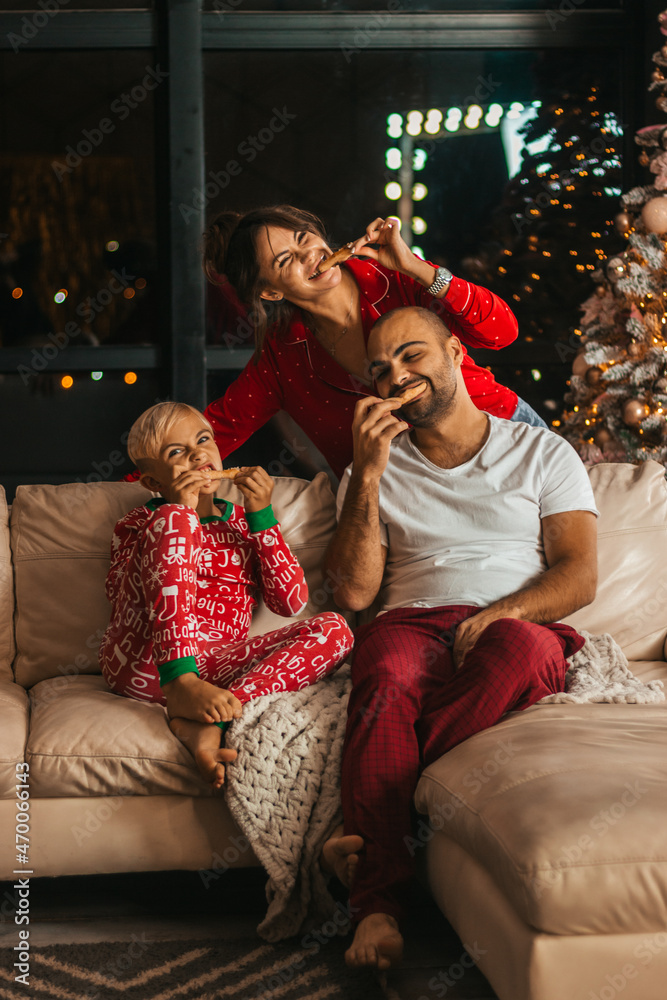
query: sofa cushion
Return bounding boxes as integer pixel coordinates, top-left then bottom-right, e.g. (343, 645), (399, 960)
(11, 473), (340, 689)
(26, 675), (214, 798)
(0, 486), (15, 683)
(563, 461), (667, 660)
(415, 692), (667, 937)
(0, 681), (30, 798)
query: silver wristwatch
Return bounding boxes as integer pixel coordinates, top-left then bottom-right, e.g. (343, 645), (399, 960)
(427, 266), (453, 296)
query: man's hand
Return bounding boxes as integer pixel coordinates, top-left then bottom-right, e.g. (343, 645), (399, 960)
(352, 394), (409, 482)
(453, 608), (517, 671)
(233, 466), (274, 512)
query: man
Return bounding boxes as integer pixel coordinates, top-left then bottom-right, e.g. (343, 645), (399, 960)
(322, 305), (598, 970)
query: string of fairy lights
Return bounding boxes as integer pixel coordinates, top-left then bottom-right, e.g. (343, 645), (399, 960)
(10, 238), (145, 390)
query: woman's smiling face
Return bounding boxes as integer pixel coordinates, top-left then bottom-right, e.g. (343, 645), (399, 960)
(255, 225), (343, 303)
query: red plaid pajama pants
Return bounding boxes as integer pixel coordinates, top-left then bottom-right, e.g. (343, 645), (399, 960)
(341, 604), (585, 923)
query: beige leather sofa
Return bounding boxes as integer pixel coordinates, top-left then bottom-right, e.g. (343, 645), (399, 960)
(2, 462), (667, 1000)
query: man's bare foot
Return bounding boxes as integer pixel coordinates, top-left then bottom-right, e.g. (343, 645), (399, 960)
(169, 717), (238, 790)
(321, 828), (364, 888)
(345, 913), (404, 971)
(162, 672), (243, 724)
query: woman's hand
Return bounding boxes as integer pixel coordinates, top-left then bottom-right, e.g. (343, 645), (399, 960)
(350, 217), (419, 277)
(233, 466), (274, 512)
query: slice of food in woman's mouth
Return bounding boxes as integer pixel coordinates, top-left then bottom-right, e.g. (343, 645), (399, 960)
(394, 382), (427, 406)
(309, 242), (356, 279)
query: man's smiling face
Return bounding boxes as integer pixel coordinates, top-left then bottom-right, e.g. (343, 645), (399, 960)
(367, 308), (463, 427)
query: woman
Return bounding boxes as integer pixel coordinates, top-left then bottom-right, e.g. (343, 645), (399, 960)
(203, 205), (546, 480)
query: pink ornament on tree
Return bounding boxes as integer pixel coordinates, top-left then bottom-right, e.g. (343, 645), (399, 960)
(641, 196), (667, 232)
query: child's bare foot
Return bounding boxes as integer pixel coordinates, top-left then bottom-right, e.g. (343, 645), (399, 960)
(162, 672), (243, 724)
(169, 717), (238, 790)
(321, 827), (364, 888)
(345, 913), (404, 970)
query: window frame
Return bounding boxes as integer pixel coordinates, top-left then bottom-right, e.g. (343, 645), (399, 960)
(0, 2), (648, 405)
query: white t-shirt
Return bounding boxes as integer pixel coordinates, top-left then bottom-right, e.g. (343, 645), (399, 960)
(336, 415), (598, 614)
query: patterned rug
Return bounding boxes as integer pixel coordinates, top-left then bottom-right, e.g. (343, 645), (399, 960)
(0, 933), (390, 1000)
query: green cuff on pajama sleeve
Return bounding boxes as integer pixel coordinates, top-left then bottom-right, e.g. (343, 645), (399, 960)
(245, 505), (279, 532)
(157, 656), (200, 687)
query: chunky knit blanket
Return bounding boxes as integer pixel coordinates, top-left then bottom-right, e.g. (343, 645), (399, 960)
(537, 630), (665, 705)
(225, 632), (664, 941)
(224, 665), (352, 943)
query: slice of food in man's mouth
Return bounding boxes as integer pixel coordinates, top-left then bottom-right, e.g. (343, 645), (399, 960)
(394, 382), (427, 406)
(309, 242), (356, 279)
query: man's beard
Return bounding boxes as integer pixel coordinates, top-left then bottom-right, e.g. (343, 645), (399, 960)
(399, 364), (458, 427)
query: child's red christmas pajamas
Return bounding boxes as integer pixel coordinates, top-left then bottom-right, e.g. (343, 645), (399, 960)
(99, 498), (353, 703)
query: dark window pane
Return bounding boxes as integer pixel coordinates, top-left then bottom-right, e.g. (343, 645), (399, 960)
(1, 51), (158, 349)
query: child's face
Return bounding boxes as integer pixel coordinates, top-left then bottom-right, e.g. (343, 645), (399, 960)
(140, 412), (221, 495)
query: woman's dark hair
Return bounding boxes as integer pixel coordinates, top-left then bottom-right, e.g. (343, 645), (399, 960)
(202, 205), (328, 361)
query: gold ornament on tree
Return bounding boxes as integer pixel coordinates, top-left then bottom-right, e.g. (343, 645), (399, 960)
(641, 196), (667, 233)
(585, 366), (604, 385)
(614, 211), (631, 233)
(622, 398), (648, 426)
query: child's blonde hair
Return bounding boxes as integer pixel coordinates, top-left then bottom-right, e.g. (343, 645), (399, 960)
(127, 402), (213, 467)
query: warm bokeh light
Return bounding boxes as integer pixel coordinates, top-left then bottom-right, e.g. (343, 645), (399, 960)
(124, 372), (138, 385)
(61, 375), (74, 390)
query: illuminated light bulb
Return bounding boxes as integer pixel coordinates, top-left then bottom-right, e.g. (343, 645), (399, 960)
(413, 149), (428, 171)
(91, 372), (103, 381)
(552, 420), (562, 427)
(406, 110), (424, 136)
(54, 289), (68, 303)
(124, 372), (138, 385)
(411, 245), (425, 258)
(412, 216), (427, 235)
(384, 181), (402, 201)
(105, 240), (119, 252)
(11, 288), (22, 299)
(574, 406), (579, 412)
(464, 104), (483, 129)
(385, 147), (402, 170)
(123, 288), (135, 299)
(532, 369), (542, 381)
(531, 273), (540, 280)
(542, 251), (551, 257)
(444, 108), (462, 133)
(498, 266), (507, 274)
(485, 104), (503, 127)
(424, 109), (443, 134)
(412, 183), (428, 201)
(507, 102), (525, 120)
(386, 113), (403, 138)
(61, 375), (73, 390)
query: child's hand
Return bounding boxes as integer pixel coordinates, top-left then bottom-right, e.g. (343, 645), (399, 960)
(161, 469), (214, 510)
(233, 466), (274, 512)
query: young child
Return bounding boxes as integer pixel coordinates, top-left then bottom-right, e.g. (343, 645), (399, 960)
(99, 401), (354, 789)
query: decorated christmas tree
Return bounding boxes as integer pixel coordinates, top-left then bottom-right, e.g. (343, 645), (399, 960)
(464, 52), (622, 354)
(558, 8), (667, 466)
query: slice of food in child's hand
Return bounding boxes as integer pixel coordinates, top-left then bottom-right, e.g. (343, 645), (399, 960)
(310, 242), (356, 278)
(205, 468), (241, 480)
